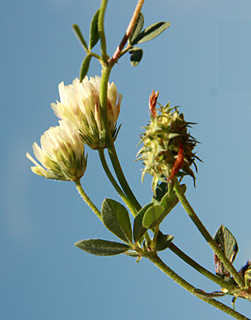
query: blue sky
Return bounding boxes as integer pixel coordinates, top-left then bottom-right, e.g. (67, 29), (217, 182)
(1, 0), (251, 319)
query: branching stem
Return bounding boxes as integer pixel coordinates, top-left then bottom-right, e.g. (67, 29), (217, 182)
(173, 177), (245, 289)
(147, 253), (250, 320)
(169, 243), (236, 292)
(110, 0), (145, 65)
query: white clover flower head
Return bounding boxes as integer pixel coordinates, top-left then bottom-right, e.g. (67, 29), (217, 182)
(51, 76), (122, 150)
(26, 120), (87, 181)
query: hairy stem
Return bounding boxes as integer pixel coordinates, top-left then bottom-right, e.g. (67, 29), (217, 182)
(106, 139), (141, 212)
(169, 243), (236, 292)
(173, 178), (245, 288)
(147, 253), (250, 320)
(75, 179), (101, 220)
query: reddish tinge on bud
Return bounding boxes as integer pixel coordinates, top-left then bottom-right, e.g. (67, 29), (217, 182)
(149, 90), (159, 117)
(168, 142), (184, 182)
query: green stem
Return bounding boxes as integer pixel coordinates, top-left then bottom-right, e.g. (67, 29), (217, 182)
(99, 66), (141, 214)
(173, 177), (245, 289)
(98, 0), (108, 64)
(98, 149), (137, 216)
(99, 148), (154, 244)
(169, 243), (236, 292)
(147, 253), (250, 320)
(75, 179), (101, 220)
(98, 0), (142, 213)
(100, 65), (111, 115)
(90, 52), (102, 60)
(106, 139), (141, 212)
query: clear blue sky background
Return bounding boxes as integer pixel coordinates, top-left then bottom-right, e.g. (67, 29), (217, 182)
(1, 0), (251, 319)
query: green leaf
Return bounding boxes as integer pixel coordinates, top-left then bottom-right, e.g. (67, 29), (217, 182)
(128, 12), (144, 45)
(160, 189), (177, 209)
(142, 205), (165, 229)
(133, 203), (153, 242)
(214, 225), (238, 277)
(101, 199), (132, 243)
(89, 9), (100, 49)
(131, 21), (170, 45)
(155, 232), (174, 251)
(129, 47), (143, 66)
(152, 183), (186, 225)
(152, 182), (168, 204)
(75, 239), (130, 256)
(79, 55), (92, 81)
(72, 24), (88, 51)
(159, 184), (186, 219)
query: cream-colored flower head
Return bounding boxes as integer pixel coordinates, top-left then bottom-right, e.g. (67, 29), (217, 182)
(51, 76), (122, 149)
(26, 120), (87, 181)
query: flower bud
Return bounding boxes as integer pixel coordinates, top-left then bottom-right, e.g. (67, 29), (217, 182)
(51, 76), (122, 149)
(26, 120), (87, 181)
(137, 97), (200, 192)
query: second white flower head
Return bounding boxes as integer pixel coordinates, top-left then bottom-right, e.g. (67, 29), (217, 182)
(51, 76), (122, 149)
(26, 119), (87, 181)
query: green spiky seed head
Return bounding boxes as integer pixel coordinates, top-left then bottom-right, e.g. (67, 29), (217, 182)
(137, 99), (200, 193)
